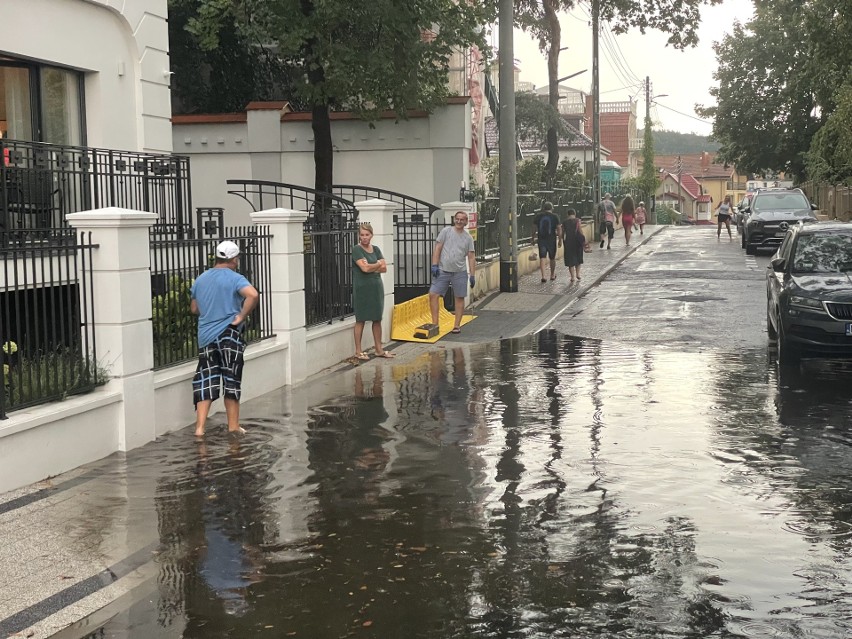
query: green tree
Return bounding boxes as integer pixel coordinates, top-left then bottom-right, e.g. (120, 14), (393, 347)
(638, 114), (659, 200)
(180, 0), (494, 200)
(806, 84), (852, 185)
(515, 0), (722, 186)
(698, 1), (832, 180)
(515, 90), (570, 178)
(168, 0), (298, 114)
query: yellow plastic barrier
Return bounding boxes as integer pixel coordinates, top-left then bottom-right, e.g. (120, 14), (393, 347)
(391, 294), (476, 343)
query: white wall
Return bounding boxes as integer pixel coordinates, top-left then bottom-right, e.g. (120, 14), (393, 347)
(173, 102), (472, 219)
(4, 0), (172, 152)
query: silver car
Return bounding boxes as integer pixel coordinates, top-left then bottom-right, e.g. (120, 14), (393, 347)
(766, 222), (852, 364)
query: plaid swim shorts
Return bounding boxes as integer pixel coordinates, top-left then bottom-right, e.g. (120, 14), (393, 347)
(192, 325), (245, 407)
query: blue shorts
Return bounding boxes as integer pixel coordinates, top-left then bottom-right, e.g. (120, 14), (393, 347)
(429, 270), (468, 298)
(538, 238), (557, 259)
(192, 326), (245, 407)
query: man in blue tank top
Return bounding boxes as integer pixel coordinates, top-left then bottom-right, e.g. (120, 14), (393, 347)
(190, 240), (259, 437)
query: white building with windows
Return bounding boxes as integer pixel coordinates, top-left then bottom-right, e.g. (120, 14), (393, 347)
(2, 0), (171, 152)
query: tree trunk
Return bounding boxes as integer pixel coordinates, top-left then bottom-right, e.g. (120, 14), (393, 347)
(544, 0), (561, 187)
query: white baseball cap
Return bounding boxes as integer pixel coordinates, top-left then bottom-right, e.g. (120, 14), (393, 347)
(215, 240), (240, 259)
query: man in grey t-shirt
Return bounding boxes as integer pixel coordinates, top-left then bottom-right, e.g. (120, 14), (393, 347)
(429, 211), (476, 333)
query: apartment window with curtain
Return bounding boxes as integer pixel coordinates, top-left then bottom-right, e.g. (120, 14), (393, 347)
(0, 56), (84, 145)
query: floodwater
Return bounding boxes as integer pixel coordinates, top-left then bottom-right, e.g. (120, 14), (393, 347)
(65, 331), (852, 638)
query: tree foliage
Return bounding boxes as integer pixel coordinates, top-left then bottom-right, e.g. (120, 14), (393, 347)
(806, 85), (852, 185)
(515, 91), (569, 147)
(638, 115), (659, 199)
(174, 0), (495, 195)
(699, 0), (852, 182)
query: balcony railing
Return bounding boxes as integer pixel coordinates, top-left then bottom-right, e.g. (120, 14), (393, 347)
(1, 139), (191, 247)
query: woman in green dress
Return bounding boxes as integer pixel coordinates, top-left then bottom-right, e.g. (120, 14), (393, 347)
(352, 223), (394, 360)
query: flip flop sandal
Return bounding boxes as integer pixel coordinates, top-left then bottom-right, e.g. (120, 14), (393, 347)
(451, 327), (461, 334)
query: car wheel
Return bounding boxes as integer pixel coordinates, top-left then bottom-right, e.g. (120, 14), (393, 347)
(776, 323), (801, 366)
(766, 301), (778, 340)
(746, 242), (756, 255)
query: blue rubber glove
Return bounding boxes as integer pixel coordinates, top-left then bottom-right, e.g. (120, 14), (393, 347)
(431, 265), (440, 278)
(469, 275), (476, 288)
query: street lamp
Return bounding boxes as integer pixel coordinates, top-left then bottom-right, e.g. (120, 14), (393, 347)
(556, 69), (587, 84)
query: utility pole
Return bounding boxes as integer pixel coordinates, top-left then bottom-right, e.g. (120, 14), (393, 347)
(591, 0), (601, 207)
(677, 154), (684, 218)
(645, 76), (650, 124)
(498, 0), (518, 292)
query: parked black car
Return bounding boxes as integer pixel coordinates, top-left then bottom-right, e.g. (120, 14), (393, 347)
(741, 189), (818, 255)
(734, 192), (754, 237)
(766, 222), (852, 364)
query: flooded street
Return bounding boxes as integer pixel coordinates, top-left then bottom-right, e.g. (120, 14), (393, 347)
(56, 331), (852, 638)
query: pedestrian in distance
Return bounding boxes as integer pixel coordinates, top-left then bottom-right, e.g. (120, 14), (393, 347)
(430, 211), (476, 334)
(598, 192), (617, 249)
(561, 208), (584, 283)
(190, 240), (259, 438)
(620, 195), (636, 247)
(635, 201), (647, 235)
(352, 222), (394, 361)
(532, 201), (563, 282)
(716, 195), (734, 239)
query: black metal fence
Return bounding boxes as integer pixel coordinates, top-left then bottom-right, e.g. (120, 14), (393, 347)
(304, 219), (360, 327)
(333, 185), (443, 304)
(1, 138), (191, 247)
(1, 232), (98, 419)
(149, 225), (274, 370)
(227, 179), (359, 224)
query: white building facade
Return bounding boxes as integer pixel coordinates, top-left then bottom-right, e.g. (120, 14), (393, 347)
(2, 0), (172, 153)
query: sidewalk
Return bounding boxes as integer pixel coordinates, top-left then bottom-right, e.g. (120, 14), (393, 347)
(407, 224), (665, 348)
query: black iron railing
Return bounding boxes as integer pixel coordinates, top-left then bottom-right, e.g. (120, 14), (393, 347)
(333, 185), (443, 304)
(304, 219), (359, 327)
(149, 225), (274, 370)
(226, 179), (358, 223)
(0, 138), (191, 247)
(1, 233), (99, 419)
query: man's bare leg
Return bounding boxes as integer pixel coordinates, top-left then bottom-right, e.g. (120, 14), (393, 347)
(195, 399), (212, 437)
(454, 297), (465, 329)
(429, 292), (441, 326)
(224, 397), (243, 433)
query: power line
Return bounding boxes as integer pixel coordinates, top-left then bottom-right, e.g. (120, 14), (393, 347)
(654, 100), (713, 126)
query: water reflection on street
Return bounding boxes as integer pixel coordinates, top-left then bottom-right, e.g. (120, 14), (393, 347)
(86, 332), (852, 638)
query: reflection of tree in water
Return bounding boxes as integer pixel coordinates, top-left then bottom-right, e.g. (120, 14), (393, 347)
(792, 233), (852, 272)
(153, 437), (275, 636)
(462, 333), (730, 637)
(701, 351), (852, 630)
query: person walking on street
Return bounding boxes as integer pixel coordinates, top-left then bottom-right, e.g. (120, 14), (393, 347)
(598, 192), (617, 250)
(430, 211), (476, 334)
(635, 201), (647, 235)
(352, 222), (394, 361)
(191, 240), (259, 438)
(620, 195), (636, 247)
(716, 195), (734, 239)
(561, 208), (584, 282)
(532, 201), (562, 282)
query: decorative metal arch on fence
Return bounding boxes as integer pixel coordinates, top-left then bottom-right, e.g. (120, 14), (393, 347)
(227, 180), (361, 328)
(333, 185), (442, 304)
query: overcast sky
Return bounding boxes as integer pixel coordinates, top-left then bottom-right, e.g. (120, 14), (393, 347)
(504, 0), (754, 135)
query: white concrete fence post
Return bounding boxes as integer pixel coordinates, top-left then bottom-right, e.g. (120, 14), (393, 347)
(250, 208), (308, 385)
(66, 207), (158, 451)
(354, 199), (397, 344)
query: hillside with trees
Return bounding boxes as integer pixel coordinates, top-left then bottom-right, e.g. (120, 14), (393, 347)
(639, 130), (720, 155)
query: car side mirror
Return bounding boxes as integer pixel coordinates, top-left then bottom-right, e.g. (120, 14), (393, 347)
(770, 257), (786, 272)
(810, 203), (819, 211)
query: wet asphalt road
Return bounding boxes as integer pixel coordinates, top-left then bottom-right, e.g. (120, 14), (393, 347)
(33, 226), (852, 639)
(547, 226), (772, 351)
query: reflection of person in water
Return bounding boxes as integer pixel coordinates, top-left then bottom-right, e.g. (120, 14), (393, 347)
(428, 349), (474, 445)
(195, 439), (264, 617)
(352, 367), (391, 478)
